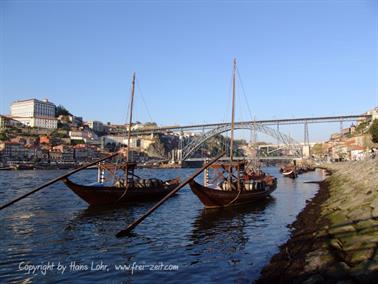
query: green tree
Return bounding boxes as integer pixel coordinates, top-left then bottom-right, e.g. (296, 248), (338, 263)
(312, 143), (324, 156)
(355, 121), (369, 134)
(55, 105), (71, 117)
(369, 119), (378, 143)
(144, 122), (158, 128)
(50, 129), (69, 139)
(0, 131), (7, 141)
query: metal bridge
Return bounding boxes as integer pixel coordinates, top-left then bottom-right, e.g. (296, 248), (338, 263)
(180, 122), (303, 161)
(119, 114), (371, 162)
(128, 114), (370, 135)
(185, 156), (298, 162)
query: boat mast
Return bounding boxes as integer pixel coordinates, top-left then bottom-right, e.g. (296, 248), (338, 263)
(227, 58), (237, 185)
(126, 72), (136, 162)
(230, 58), (236, 162)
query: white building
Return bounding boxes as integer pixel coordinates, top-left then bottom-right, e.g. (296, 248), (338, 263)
(10, 98), (57, 129)
(102, 135), (128, 146)
(0, 115), (22, 128)
(87, 120), (104, 133)
(69, 129), (98, 143)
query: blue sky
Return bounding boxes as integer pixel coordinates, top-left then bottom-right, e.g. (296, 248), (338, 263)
(1, 0), (377, 142)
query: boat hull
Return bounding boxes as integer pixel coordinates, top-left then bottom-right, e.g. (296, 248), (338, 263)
(62, 177), (180, 206)
(189, 179), (276, 208)
(282, 170), (297, 179)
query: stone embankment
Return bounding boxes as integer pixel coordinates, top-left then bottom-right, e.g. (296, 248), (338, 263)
(257, 159), (378, 284)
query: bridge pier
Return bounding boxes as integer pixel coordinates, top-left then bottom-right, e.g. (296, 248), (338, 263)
(302, 145), (311, 158)
(303, 122), (310, 158)
(171, 149), (183, 164)
(276, 122), (280, 146)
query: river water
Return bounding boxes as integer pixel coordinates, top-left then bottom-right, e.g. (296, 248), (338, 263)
(0, 167), (326, 283)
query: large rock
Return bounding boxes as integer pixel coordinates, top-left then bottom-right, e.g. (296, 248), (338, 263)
(325, 261), (350, 279)
(355, 219), (378, 234)
(347, 207), (372, 221)
(371, 199), (378, 218)
(329, 225), (356, 236)
(327, 211), (349, 225)
(348, 248), (375, 266)
(340, 234), (376, 255)
(329, 238), (343, 251)
(304, 249), (335, 272)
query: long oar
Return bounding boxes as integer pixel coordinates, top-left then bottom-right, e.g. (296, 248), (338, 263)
(0, 152), (120, 211)
(116, 151), (225, 238)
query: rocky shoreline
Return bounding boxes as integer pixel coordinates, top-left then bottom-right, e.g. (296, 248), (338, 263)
(256, 160), (378, 284)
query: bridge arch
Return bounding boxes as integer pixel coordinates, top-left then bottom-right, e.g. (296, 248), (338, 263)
(181, 122), (302, 161)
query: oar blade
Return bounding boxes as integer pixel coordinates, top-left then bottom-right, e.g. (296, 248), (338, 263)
(116, 224), (135, 238)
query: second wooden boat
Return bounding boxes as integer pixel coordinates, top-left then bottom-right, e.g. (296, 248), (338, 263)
(190, 162), (277, 208)
(189, 59), (277, 208)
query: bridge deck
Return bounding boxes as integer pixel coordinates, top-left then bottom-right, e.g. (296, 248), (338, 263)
(115, 114), (371, 135)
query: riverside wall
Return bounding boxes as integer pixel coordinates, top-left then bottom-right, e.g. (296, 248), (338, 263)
(257, 159), (378, 284)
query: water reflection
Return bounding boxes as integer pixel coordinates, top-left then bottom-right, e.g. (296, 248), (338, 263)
(189, 198), (275, 259)
(192, 197), (274, 234)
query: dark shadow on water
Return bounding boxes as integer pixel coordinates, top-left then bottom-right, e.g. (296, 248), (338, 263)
(193, 197), (276, 231)
(65, 202), (153, 233)
(70, 193), (180, 220)
(189, 197), (276, 251)
(65, 195), (180, 238)
(182, 197), (277, 270)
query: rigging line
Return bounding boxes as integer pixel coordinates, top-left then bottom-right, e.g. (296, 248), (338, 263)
(223, 69), (234, 148)
(236, 66), (253, 121)
(122, 83), (133, 153)
(121, 83), (133, 148)
(114, 77), (133, 177)
(124, 83), (133, 128)
(135, 77), (154, 123)
(222, 71), (234, 126)
(237, 82), (244, 123)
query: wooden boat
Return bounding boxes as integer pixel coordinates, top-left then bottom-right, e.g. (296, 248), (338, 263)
(189, 59), (277, 208)
(281, 167), (297, 179)
(62, 73), (180, 206)
(281, 160), (298, 178)
(0, 166), (12, 171)
(63, 176), (180, 206)
(190, 162), (277, 208)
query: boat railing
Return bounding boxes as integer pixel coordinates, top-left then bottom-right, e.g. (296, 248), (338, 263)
(219, 179), (267, 191)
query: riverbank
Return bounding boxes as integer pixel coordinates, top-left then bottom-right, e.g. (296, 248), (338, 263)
(257, 159), (378, 284)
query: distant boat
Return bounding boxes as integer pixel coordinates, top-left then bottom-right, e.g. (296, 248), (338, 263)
(62, 73), (180, 206)
(0, 166), (12, 171)
(280, 160), (298, 178)
(281, 167), (298, 179)
(189, 59), (277, 208)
